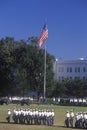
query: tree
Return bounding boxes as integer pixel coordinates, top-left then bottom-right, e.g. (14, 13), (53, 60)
(27, 36), (39, 46)
(62, 78), (87, 98)
(0, 37), (15, 95)
(0, 37), (55, 97)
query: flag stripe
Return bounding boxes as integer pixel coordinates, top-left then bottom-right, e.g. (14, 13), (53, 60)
(38, 24), (48, 47)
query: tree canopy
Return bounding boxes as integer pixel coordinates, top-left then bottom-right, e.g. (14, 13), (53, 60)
(0, 37), (55, 97)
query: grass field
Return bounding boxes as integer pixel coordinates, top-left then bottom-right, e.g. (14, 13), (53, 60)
(0, 104), (86, 130)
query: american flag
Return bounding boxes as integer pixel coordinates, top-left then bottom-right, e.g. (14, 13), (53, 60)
(38, 24), (48, 47)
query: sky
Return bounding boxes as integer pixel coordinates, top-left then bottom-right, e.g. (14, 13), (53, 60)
(0, 0), (87, 60)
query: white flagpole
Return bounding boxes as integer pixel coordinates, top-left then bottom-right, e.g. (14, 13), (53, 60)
(44, 43), (46, 101)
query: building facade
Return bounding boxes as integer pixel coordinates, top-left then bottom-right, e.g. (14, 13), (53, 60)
(54, 58), (87, 81)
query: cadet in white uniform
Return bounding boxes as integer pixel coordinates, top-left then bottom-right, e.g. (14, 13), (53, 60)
(70, 110), (74, 127)
(65, 111), (70, 127)
(6, 109), (11, 123)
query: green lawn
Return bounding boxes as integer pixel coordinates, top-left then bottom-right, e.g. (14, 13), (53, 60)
(0, 104), (86, 130)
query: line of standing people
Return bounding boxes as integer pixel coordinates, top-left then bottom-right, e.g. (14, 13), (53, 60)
(6, 107), (55, 126)
(65, 110), (87, 129)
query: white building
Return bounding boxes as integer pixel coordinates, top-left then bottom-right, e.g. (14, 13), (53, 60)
(54, 58), (87, 81)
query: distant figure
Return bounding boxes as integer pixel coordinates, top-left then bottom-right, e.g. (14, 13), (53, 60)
(70, 110), (74, 127)
(52, 97), (55, 105)
(6, 109), (11, 123)
(65, 111), (70, 127)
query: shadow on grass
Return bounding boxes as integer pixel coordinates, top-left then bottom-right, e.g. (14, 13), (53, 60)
(0, 122), (72, 127)
(52, 125), (84, 129)
(0, 122), (84, 129)
(0, 122), (65, 127)
(0, 122), (14, 124)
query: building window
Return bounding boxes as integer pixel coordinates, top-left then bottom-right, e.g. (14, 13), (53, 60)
(58, 76), (64, 81)
(78, 67), (80, 72)
(75, 76), (80, 79)
(83, 67), (86, 72)
(70, 67), (72, 72)
(75, 67), (80, 72)
(67, 67), (72, 72)
(75, 67), (77, 72)
(83, 76), (86, 79)
(59, 67), (64, 72)
(62, 76), (64, 81)
(70, 77), (72, 80)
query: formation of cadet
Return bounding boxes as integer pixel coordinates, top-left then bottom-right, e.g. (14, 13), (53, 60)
(6, 107), (54, 126)
(65, 110), (87, 129)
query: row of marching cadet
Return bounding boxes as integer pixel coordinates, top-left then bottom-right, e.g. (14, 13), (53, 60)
(6, 107), (54, 126)
(65, 110), (87, 129)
